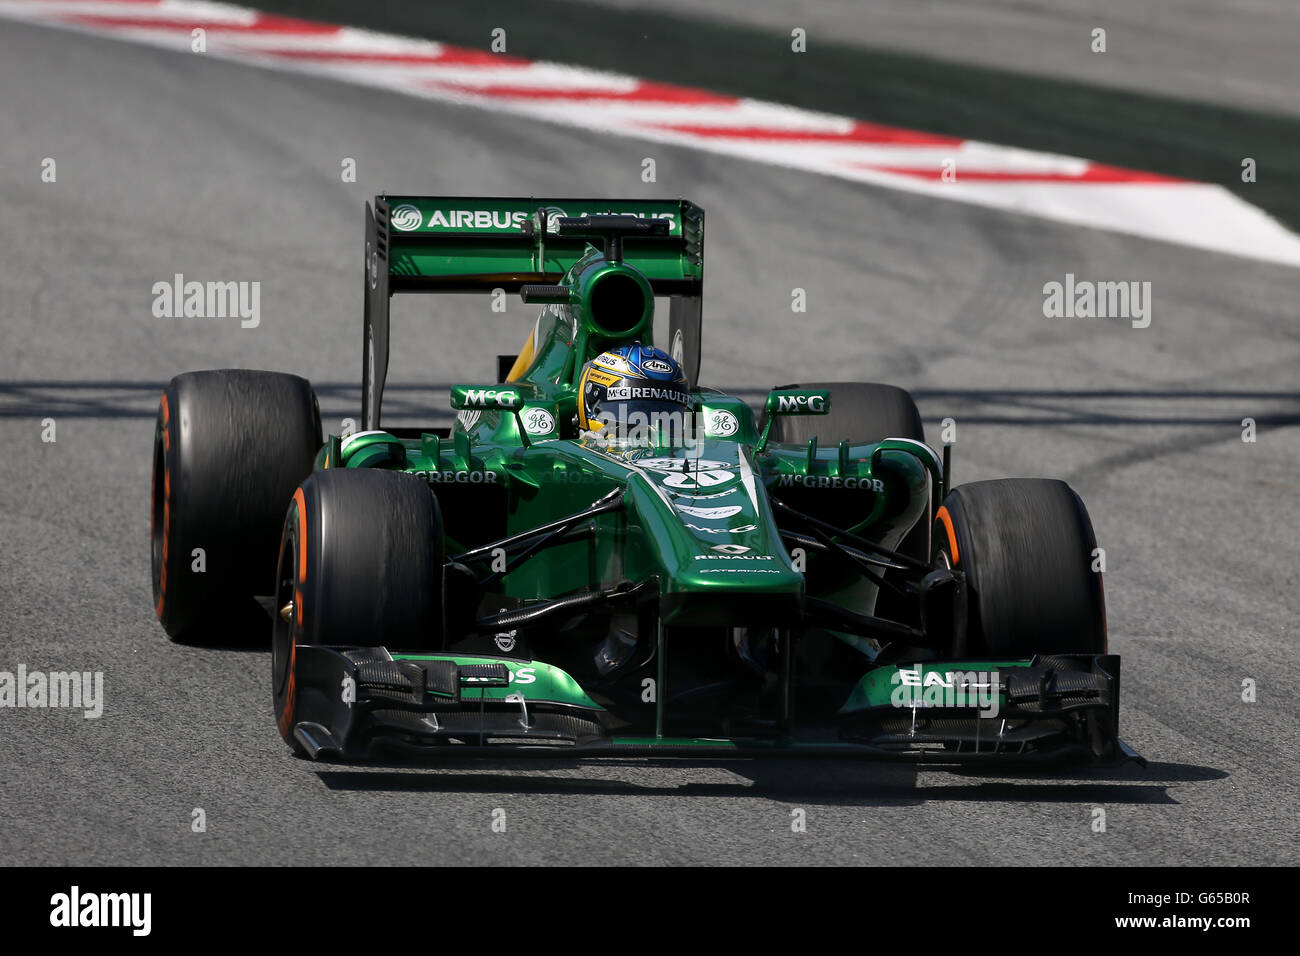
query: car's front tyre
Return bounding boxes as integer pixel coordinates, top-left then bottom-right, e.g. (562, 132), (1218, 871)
(931, 478), (1107, 657)
(272, 468), (445, 752)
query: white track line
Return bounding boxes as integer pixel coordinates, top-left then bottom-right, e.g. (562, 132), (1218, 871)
(4, 0), (1299, 267)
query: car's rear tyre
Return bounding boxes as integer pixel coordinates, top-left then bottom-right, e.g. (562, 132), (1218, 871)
(932, 478), (1106, 658)
(151, 369), (321, 640)
(272, 469), (445, 751)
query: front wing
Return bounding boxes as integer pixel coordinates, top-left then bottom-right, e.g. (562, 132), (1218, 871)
(284, 646), (1144, 766)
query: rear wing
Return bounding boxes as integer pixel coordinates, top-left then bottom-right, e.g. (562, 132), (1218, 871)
(363, 196), (704, 430)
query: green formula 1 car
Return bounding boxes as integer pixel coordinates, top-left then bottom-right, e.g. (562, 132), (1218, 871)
(150, 196), (1142, 766)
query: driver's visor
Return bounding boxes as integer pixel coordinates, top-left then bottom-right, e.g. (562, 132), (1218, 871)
(590, 400), (696, 446)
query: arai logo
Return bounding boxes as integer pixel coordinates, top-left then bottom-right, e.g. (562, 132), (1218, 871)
(390, 204), (423, 231)
(642, 358), (673, 374)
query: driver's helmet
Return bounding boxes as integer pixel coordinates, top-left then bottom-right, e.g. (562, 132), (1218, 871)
(577, 343), (690, 445)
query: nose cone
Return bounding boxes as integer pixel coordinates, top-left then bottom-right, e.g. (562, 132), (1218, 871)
(676, 544), (803, 590)
(620, 444), (804, 625)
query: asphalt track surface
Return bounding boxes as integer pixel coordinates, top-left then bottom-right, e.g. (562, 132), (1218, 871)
(593, 0), (1300, 118)
(259, 0), (1300, 236)
(1, 15), (1299, 866)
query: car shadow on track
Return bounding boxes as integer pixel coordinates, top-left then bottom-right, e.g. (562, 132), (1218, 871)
(313, 762), (935, 806)
(312, 758), (1217, 807)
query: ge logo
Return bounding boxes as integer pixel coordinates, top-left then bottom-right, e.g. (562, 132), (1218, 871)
(522, 408), (556, 435)
(709, 411), (739, 437)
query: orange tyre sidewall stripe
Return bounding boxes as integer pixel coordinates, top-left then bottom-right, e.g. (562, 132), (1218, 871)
(280, 488), (308, 738)
(936, 505), (959, 564)
(155, 393), (172, 620)
(278, 635), (297, 738)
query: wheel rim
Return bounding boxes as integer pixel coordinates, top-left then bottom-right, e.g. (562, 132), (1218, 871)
(272, 538), (296, 701)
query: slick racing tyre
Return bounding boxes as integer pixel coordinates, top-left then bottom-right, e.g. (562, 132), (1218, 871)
(151, 370), (321, 640)
(932, 478), (1107, 658)
(272, 469), (445, 752)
